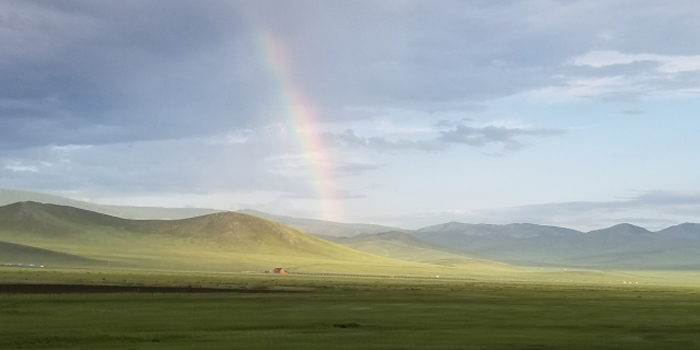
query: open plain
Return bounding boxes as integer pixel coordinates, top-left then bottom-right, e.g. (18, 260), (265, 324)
(2, 268), (700, 350)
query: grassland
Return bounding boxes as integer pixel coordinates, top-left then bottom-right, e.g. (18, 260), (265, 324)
(3, 202), (700, 349)
(2, 268), (700, 350)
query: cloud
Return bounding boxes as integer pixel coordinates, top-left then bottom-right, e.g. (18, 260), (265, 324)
(280, 189), (366, 201)
(322, 122), (564, 153)
(2, 1), (700, 153)
(4, 162), (39, 173)
(332, 163), (380, 177)
(0, 1), (271, 150)
(4, 1), (699, 151)
(322, 129), (444, 153)
(2, 1), (700, 226)
(0, 125), (378, 200)
(528, 49), (700, 101)
(573, 50), (700, 73)
(437, 124), (563, 151)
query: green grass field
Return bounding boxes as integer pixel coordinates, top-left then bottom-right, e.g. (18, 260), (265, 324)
(3, 203), (700, 349)
(2, 268), (700, 350)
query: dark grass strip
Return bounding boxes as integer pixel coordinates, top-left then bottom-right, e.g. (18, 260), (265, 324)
(0, 283), (302, 294)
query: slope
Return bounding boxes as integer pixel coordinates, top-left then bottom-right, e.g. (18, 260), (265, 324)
(335, 231), (479, 260)
(0, 241), (104, 267)
(1, 188), (398, 235)
(0, 188), (220, 220)
(0, 202), (517, 276)
(239, 209), (405, 237)
(334, 231), (513, 271)
(413, 221), (700, 269)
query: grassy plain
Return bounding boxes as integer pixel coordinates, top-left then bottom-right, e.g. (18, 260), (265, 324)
(2, 268), (700, 350)
(2, 203), (700, 349)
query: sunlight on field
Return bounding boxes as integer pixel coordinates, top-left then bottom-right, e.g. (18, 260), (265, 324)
(1, 268), (700, 350)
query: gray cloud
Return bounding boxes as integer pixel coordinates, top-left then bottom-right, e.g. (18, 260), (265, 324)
(332, 163), (380, 177)
(0, 125), (379, 201)
(280, 189), (366, 201)
(322, 122), (563, 153)
(2, 1), (699, 226)
(322, 130), (444, 153)
(0, 1), (271, 149)
(437, 124), (563, 151)
(4, 1), (700, 151)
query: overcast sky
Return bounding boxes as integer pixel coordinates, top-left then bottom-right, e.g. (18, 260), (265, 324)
(2, 0), (700, 230)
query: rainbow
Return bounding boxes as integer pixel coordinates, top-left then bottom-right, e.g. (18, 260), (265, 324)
(257, 29), (343, 222)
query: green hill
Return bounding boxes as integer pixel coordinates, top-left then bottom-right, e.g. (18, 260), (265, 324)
(239, 209), (405, 237)
(0, 202), (517, 276)
(0, 188), (220, 220)
(335, 231), (513, 272)
(336, 231), (493, 261)
(0, 240), (105, 267)
(413, 221), (700, 269)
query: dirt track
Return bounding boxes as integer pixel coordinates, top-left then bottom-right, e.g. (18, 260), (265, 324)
(0, 284), (295, 294)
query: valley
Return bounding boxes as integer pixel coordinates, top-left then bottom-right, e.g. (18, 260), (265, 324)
(2, 191), (700, 350)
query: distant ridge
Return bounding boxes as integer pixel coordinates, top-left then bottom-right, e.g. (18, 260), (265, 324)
(0, 201), (361, 256)
(587, 223), (651, 236)
(0, 188), (221, 220)
(0, 202), (457, 274)
(413, 220), (700, 269)
(238, 209), (406, 237)
(4, 188), (700, 270)
(657, 223), (700, 239)
(0, 188), (399, 236)
(334, 231), (505, 267)
(417, 222), (579, 237)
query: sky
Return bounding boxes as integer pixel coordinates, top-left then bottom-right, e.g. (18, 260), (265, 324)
(2, 0), (700, 231)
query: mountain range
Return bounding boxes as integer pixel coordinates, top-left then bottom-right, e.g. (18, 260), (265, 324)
(411, 222), (700, 269)
(0, 201), (512, 277)
(0, 188), (221, 220)
(2, 188), (700, 270)
(0, 189), (400, 237)
(238, 209), (405, 238)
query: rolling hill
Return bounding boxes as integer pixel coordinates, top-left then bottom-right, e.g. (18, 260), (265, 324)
(0, 188), (221, 220)
(0, 202), (516, 276)
(238, 209), (405, 237)
(0, 240), (105, 267)
(658, 223), (700, 239)
(334, 231), (481, 261)
(0, 188), (402, 237)
(332, 231), (513, 272)
(6, 188), (699, 270)
(413, 221), (700, 269)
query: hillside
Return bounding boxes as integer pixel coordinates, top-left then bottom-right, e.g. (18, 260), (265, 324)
(335, 231), (479, 261)
(0, 202), (516, 276)
(0, 188), (405, 236)
(657, 223), (700, 239)
(0, 240), (105, 267)
(8, 189), (700, 270)
(334, 231), (512, 271)
(0, 202), (374, 259)
(239, 209), (405, 237)
(0, 188), (220, 220)
(413, 221), (700, 269)
(417, 222), (580, 237)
